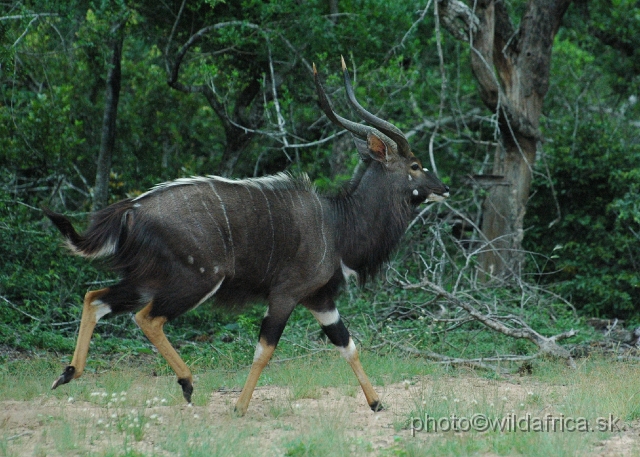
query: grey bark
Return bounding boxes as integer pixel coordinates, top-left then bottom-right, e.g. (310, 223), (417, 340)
(437, 0), (572, 278)
(93, 26), (124, 211)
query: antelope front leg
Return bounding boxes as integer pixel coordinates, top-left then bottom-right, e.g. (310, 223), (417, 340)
(338, 338), (382, 411)
(52, 288), (111, 389)
(311, 308), (382, 411)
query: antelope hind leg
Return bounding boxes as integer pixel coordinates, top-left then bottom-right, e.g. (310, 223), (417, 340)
(52, 288), (111, 389)
(234, 337), (276, 416)
(135, 302), (194, 403)
(234, 303), (293, 416)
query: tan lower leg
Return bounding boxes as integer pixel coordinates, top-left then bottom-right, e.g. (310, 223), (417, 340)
(134, 303), (192, 384)
(52, 288), (110, 389)
(69, 288), (109, 379)
(234, 338), (275, 416)
(340, 339), (381, 410)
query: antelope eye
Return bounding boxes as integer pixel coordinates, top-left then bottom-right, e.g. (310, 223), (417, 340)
(410, 163), (420, 171)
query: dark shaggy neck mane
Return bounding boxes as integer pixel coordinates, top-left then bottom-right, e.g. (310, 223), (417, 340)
(326, 163), (412, 284)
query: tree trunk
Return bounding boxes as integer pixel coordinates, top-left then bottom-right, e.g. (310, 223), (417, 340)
(329, 0), (339, 23)
(93, 27), (124, 211)
(480, 134), (537, 277)
(438, 0), (572, 279)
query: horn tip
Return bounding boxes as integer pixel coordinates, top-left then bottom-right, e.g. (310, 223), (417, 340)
(340, 55), (347, 70)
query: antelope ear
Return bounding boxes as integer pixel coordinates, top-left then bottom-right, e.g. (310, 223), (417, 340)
(366, 132), (389, 163)
(352, 137), (371, 161)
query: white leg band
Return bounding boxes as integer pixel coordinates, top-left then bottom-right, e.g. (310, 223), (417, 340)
(310, 309), (340, 327)
(338, 339), (357, 362)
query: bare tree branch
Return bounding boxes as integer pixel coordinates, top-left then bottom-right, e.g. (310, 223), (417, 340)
(402, 277), (577, 366)
(1, 13), (58, 21)
(384, 2), (434, 63)
(395, 343), (539, 372)
(437, 0), (478, 42)
(2, 295), (40, 322)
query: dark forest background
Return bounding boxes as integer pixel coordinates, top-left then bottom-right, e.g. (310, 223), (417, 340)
(1, 0), (638, 358)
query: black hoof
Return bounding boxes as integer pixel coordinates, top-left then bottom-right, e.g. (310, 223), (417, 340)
(178, 378), (193, 403)
(51, 366), (76, 390)
(370, 400), (384, 412)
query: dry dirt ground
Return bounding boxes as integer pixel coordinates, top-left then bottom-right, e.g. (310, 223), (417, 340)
(1, 374), (639, 456)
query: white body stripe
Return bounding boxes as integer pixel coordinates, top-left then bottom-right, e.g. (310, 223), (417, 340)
(310, 309), (340, 327)
(313, 193), (328, 266)
(257, 186), (275, 281)
(207, 181), (236, 274)
(195, 277), (225, 308)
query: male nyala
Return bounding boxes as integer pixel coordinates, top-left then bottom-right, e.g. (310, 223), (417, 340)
(45, 57), (449, 415)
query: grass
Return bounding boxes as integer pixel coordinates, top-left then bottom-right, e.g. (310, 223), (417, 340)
(0, 353), (638, 456)
(391, 357), (640, 456)
(282, 419), (368, 457)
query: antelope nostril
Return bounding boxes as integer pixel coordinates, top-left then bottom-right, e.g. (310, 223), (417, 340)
(444, 185), (450, 192)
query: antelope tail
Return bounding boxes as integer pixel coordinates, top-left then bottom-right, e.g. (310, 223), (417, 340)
(43, 200), (134, 259)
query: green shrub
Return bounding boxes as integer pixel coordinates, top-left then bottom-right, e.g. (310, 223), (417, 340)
(525, 119), (640, 318)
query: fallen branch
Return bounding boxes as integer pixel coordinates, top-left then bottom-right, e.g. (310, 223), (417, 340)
(1, 296), (40, 322)
(394, 343), (541, 373)
(7, 431), (33, 441)
(402, 278), (577, 368)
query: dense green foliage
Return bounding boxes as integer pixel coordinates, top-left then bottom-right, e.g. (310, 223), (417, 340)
(524, 16), (640, 318)
(1, 0), (639, 357)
